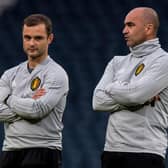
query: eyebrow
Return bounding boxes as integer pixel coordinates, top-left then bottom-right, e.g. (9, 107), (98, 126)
(24, 35), (44, 38)
(124, 21), (135, 26)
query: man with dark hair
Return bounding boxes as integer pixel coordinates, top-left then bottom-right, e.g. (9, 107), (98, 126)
(23, 14), (53, 36)
(0, 14), (69, 168)
(93, 7), (168, 168)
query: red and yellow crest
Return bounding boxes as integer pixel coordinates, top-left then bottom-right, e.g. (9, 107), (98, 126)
(135, 63), (145, 76)
(31, 77), (41, 91)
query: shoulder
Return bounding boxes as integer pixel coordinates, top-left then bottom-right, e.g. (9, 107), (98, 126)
(154, 48), (168, 63)
(45, 57), (69, 84)
(2, 61), (27, 77)
(107, 54), (130, 67)
(147, 48), (168, 74)
(48, 58), (68, 76)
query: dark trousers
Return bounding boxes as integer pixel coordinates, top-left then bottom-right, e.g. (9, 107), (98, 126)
(101, 151), (165, 168)
(0, 148), (62, 168)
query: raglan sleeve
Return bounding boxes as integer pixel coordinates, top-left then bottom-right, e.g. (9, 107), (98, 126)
(7, 68), (69, 120)
(105, 55), (168, 105)
(92, 58), (127, 112)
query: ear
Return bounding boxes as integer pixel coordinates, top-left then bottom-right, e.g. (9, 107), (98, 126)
(48, 33), (54, 44)
(145, 24), (153, 35)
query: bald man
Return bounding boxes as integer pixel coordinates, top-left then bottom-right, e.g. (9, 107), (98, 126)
(93, 7), (168, 168)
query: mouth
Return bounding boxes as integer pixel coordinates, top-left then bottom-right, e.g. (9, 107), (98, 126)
(124, 36), (129, 41)
(28, 48), (37, 52)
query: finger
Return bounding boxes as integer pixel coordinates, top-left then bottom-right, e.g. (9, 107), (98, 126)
(151, 100), (155, 107)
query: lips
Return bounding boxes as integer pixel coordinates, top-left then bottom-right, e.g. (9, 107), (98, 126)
(28, 48), (37, 52)
(124, 36), (129, 41)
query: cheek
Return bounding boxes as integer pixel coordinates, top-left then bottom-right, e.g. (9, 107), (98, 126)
(132, 28), (145, 38)
(133, 33), (146, 46)
(23, 42), (28, 49)
(39, 42), (48, 51)
(137, 31), (146, 41)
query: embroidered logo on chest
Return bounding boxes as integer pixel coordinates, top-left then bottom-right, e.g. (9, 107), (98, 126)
(31, 77), (41, 91)
(135, 63), (145, 76)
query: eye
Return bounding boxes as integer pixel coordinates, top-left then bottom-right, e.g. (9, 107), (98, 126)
(34, 36), (44, 41)
(125, 22), (135, 28)
(127, 22), (135, 27)
(24, 35), (31, 41)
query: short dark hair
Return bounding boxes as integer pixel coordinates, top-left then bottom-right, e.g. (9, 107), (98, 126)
(23, 14), (52, 36)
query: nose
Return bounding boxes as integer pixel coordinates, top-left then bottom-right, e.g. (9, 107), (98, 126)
(29, 38), (36, 46)
(122, 26), (128, 35)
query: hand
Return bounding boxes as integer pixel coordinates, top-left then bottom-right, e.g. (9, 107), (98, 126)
(150, 95), (160, 107)
(32, 88), (46, 99)
(144, 95), (160, 107)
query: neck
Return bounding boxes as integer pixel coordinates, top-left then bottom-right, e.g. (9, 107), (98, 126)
(28, 54), (48, 69)
(129, 38), (160, 58)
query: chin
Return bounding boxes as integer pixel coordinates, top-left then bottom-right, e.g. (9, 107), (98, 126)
(126, 42), (135, 48)
(29, 55), (40, 59)
(126, 43), (132, 47)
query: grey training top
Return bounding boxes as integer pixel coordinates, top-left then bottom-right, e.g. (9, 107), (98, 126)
(93, 38), (168, 158)
(0, 56), (69, 151)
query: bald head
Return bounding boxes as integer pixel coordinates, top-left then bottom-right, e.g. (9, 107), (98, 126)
(127, 7), (159, 35)
(123, 7), (159, 47)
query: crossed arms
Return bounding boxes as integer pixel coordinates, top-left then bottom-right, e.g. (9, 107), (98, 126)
(0, 71), (68, 123)
(92, 57), (168, 112)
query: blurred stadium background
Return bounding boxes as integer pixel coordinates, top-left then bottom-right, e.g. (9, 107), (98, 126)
(0, 0), (168, 168)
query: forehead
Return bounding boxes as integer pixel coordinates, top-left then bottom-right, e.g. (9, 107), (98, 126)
(124, 10), (144, 24)
(23, 24), (47, 35)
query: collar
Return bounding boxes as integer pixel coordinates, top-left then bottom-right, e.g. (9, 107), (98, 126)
(129, 38), (160, 58)
(26, 55), (51, 73)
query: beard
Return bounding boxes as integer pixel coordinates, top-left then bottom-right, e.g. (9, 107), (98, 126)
(24, 48), (44, 60)
(29, 53), (42, 60)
